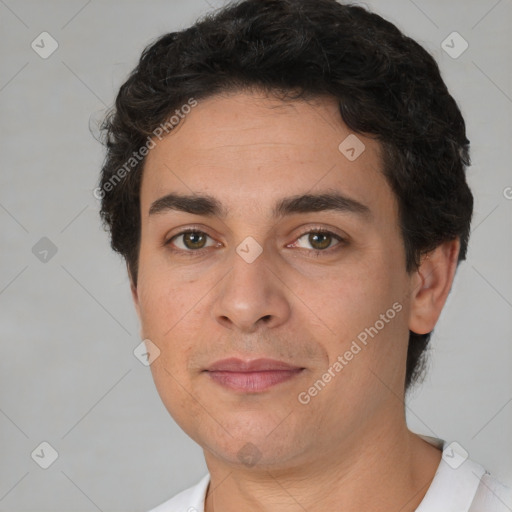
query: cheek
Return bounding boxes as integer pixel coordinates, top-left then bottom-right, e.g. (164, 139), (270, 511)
(139, 278), (200, 422)
(299, 266), (389, 329)
(296, 256), (408, 364)
(136, 266), (209, 379)
(148, 359), (206, 444)
(137, 258), (189, 333)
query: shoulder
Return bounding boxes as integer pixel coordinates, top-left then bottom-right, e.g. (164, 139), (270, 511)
(147, 474), (210, 512)
(415, 436), (512, 512)
(469, 472), (512, 512)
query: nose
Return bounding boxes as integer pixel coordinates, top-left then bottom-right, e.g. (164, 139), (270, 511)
(212, 246), (291, 333)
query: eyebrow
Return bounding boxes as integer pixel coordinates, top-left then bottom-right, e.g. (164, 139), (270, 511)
(148, 191), (371, 220)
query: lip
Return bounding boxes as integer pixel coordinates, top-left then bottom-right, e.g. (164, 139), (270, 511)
(204, 358), (304, 392)
(206, 357), (302, 372)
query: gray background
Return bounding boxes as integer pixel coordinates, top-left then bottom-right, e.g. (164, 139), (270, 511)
(1, 0), (511, 510)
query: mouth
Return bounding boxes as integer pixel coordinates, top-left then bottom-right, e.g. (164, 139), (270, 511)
(204, 358), (305, 393)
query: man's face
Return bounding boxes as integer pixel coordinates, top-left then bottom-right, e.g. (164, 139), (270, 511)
(133, 91), (417, 469)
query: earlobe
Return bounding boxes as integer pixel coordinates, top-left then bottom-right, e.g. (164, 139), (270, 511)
(408, 239), (460, 335)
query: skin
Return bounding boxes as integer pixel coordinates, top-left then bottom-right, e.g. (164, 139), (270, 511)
(130, 90), (460, 511)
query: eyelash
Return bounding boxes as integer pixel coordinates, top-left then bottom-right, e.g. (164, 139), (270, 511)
(164, 226), (346, 257)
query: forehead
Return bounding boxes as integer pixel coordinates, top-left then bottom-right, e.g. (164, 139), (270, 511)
(140, 91), (394, 222)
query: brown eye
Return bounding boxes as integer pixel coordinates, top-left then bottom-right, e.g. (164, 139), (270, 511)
(168, 230), (215, 251)
(308, 232), (333, 250)
(293, 230), (343, 252)
(182, 232), (207, 249)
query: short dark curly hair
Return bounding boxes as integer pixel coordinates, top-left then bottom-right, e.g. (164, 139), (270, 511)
(98, 0), (473, 390)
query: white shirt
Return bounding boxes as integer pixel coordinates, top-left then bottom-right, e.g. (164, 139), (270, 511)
(148, 437), (512, 512)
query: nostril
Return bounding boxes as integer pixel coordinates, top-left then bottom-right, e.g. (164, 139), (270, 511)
(219, 316), (234, 329)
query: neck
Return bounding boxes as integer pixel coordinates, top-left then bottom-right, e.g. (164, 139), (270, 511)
(203, 414), (441, 512)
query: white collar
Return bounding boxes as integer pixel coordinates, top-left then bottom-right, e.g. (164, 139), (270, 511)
(416, 435), (486, 511)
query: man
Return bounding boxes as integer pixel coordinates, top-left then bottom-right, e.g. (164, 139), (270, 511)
(97, 0), (511, 510)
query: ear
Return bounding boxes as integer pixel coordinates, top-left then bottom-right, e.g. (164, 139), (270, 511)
(127, 264), (142, 324)
(408, 239), (460, 335)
